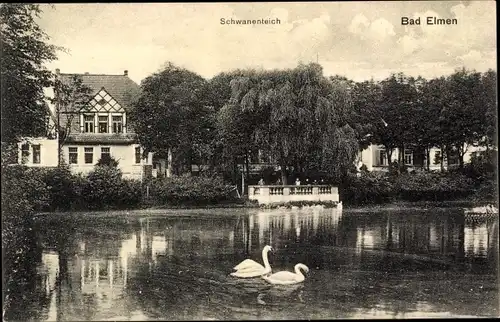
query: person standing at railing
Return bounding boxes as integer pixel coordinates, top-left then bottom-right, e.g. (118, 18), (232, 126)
(275, 177), (282, 185)
(295, 178), (301, 185)
(258, 178), (265, 185)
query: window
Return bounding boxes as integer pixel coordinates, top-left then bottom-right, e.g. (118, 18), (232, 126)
(21, 144), (30, 163)
(434, 151), (441, 165)
(84, 147), (94, 164)
(84, 115), (94, 133)
(378, 150), (388, 166)
(404, 150), (413, 165)
(98, 115), (108, 133)
(135, 147), (141, 164)
(69, 147), (78, 164)
(101, 147), (110, 159)
(112, 115), (123, 133)
(32, 145), (41, 164)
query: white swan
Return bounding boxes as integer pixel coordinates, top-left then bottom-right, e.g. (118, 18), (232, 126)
(262, 263), (309, 285)
(231, 245), (273, 278)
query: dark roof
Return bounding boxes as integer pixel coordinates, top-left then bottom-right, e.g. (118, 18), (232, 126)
(66, 133), (138, 145)
(57, 73), (141, 111)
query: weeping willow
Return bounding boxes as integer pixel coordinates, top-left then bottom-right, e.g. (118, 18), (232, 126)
(219, 63), (359, 183)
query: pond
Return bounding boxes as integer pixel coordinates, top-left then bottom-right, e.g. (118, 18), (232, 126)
(4, 207), (499, 320)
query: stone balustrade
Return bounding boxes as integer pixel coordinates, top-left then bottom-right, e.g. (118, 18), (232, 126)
(248, 185), (339, 205)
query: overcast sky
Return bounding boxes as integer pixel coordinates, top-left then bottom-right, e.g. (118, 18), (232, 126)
(38, 1), (496, 84)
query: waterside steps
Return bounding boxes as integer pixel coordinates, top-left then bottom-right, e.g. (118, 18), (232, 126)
(248, 185), (341, 208)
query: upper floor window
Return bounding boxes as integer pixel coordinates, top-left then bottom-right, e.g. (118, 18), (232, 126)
(32, 145), (41, 164)
(84, 115), (94, 133)
(81, 88), (126, 134)
(98, 115), (108, 133)
(112, 115), (123, 133)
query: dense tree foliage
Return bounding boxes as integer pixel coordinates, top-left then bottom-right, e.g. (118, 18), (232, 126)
(1, 4), (58, 144)
(131, 61), (496, 185)
(212, 64), (361, 184)
(129, 62), (213, 175)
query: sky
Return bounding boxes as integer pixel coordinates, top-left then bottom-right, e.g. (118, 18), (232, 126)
(37, 1), (497, 85)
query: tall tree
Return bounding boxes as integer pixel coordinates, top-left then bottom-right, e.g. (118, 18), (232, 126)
(129, 62), (210, 175)
(480, 69), (497, 149)
(350, 79), (382, 150)
(52, 75), (93, 166)
(224, 63), (358, 184)
(417, 77), (445, 170)
(439, 68), (486, 168)
(1, 4), (59, 144)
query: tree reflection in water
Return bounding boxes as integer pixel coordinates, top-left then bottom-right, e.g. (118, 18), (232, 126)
(3, 208), (498, 320)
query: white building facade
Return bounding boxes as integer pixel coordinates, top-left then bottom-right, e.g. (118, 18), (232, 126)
(16, 69), (161, 180)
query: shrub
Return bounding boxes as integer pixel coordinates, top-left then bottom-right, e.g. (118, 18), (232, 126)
(394, 171), (476, 201)
(2, 166), (50, 213)
(1, 165), (49, 296)
(461, 150), (497, 183)
(83, 166), (131, 209)
(96, 154), (120, 168)
(341, 172), (395, 205)
(149, 174), (239, 206)
(116, 179), (143, 209)
(39, 166), (80, 211)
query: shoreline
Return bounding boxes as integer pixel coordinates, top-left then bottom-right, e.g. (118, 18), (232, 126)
(34, 199), (496, 217)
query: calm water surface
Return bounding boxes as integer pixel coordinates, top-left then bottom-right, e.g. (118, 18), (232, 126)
(4, 207), (499, 320)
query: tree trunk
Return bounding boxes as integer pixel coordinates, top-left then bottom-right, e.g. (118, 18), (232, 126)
(458, 152), (464, 169)
(425, 147), (430, 171)
(232, 157), (238, 185)
(280, 162), (288, 185)
(386, 147), (393, 164)
(440, 145), (445, 172)
(445, 146), (451, 171)
(244, 152), (250, 184)
(458, 143), (465, 169)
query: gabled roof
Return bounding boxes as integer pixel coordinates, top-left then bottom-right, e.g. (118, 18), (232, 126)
(57, 72), (141, 111)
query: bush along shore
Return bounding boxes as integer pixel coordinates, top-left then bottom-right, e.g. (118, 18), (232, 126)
(2, 164), (244, 213)
(2, 154), (497, 214)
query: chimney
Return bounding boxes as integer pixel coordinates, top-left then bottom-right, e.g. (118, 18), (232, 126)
(124, 70), (128, 76)
(55, 68), (60, 75)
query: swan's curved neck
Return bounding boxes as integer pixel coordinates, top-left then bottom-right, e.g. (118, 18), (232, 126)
(262, 249), (271, 269)
(294, 265), (305, 278)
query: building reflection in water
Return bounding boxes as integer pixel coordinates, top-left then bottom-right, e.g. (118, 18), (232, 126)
(350, 213), (498, 264)
(463, 219), (497, 258)
(28, 210), (497, 321)
(40, 252), (59, 322)
(241, 208), (345, 253)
